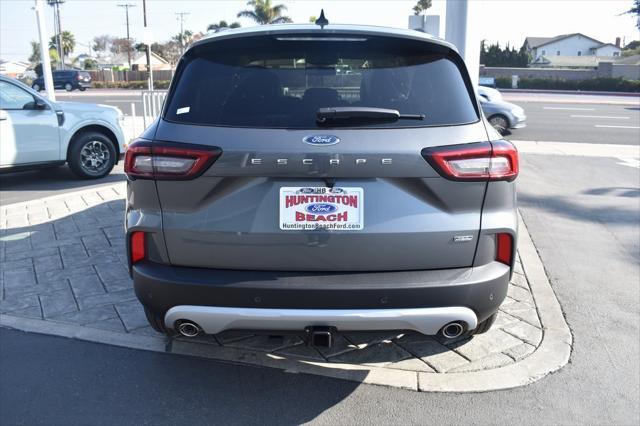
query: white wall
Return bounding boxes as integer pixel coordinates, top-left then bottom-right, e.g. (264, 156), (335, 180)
(533, 35), (602, 59)
(594, 45), (621, 57)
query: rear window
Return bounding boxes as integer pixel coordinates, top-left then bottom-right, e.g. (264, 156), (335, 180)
(79, 71), (91, 78)
(165, 34), (478, 128)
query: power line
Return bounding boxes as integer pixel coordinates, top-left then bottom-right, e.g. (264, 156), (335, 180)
(175, 11), (190, 54)
(117, 3), (136, 68)
(46, 0), (65, 68)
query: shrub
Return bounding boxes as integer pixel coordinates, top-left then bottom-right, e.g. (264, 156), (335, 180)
(91, 80), (171, 89)
(492, 77), (640, 92)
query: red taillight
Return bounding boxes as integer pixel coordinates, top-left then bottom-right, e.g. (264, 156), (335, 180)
(496, 233), (513, 265)
(422, 140), (519, 182)
(124, 139), (222, 180)
(130, 231), (145, 264)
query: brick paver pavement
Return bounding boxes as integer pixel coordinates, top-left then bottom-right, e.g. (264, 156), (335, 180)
(0, 184), (544, 375)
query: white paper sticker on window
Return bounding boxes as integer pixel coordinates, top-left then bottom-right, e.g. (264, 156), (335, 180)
(176, 106), (190, 115)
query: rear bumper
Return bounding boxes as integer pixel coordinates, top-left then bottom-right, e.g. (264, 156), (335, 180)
(165, 305), (478, 335)
(133, 261), (510, 333)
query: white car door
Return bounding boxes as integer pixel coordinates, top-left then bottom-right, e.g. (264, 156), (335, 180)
(0, 80), (60, 167)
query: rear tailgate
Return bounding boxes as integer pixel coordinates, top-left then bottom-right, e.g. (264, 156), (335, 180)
(153, 122), (489, 271)
(147, 30), (489, 272)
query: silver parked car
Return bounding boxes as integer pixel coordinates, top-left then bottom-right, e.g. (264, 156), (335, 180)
(0, 75), (125, 178)
(478, 86), (527, 135)
(125, 23), (519, 346)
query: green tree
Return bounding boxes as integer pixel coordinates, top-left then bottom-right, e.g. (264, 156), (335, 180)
(625, 0), (640, 29)
(207, 20), (241, 32)
(48, 30), (75, 60)
(92, 35), (113, 54)
(237, 0), (292, 25)
(413, 0), (432, 15)
(83, 58), (98, 70)
(172, 30), (193, 46)
(480, 41), (529, 67)
(29, 42), (59, 65)
(34, 49), (59, 76)
(28, 41), (40, 64)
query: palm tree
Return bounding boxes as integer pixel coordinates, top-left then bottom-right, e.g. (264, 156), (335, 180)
(413, 0), (432, 15)
(207, 20), (241, 32)
(49, 30), (75, 63)
(237, 0), (292, 25)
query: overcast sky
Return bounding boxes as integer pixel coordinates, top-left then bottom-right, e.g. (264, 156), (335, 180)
(1, 0), (638, 62)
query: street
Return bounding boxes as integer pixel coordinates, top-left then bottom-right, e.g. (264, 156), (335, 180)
(0, 92), (639, 424)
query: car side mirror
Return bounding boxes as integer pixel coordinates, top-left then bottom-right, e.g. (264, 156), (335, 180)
(25, 98), (48, 110)
(33, 98), (49, 110)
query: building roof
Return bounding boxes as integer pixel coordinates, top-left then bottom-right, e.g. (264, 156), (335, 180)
(525, 33), (604, 49)
(591, 43), (621, 50)
(0, 59), (30, 67)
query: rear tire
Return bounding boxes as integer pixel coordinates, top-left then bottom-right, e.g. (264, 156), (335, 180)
(468, 312), (498, 336)
(67, 131), (116, 179)
(32, 83), (41, 92)
(79, 87), (86, 91)
(489, 114), (510, 135)
(64, 82), (73, 91)
(144, 306), (172, 335)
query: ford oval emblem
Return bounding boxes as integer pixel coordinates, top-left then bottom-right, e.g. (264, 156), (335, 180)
(305, 203), (338, 214)
(303, 135), (340, 146)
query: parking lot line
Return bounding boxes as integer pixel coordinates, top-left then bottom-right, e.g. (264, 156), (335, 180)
(543, 107), (595, 111)
(594, 125), (640, 129)
(570, 115), (630, 119)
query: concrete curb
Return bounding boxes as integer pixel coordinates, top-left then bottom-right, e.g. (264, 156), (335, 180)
(1, 182), (126, 209)
(416, 211), (572, 392)
(0, 185), (572, 393)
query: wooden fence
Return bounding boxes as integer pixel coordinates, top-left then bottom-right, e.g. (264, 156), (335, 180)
(88, 69), (174, 82)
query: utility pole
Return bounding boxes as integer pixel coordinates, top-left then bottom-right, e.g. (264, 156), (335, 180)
(117, 3), (136, 68)
(47, 0), (65, 68)
(445, 0), (480, 86)
(143, 0), (153, 90)
(175, 11), (190, 54)
(34, 0), (55, 101)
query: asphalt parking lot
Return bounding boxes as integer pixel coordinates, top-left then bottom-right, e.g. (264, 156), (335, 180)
(0, 90), (638, 424)
(54, 89), (640, 144)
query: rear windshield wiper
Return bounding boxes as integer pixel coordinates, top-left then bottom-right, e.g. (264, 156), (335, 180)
(316, 107), (425, 125)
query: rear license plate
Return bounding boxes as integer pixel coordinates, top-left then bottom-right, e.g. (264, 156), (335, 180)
(279, 187), (364, 231)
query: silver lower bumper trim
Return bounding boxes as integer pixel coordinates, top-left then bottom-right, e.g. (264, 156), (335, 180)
(164, 305), (478, 336)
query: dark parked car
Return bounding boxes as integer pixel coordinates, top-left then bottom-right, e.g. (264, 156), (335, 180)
(32, 70), (92, 92)
(125, 23), (519, 347)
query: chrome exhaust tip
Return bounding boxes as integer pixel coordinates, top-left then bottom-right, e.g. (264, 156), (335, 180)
(440, 322), (465, 339)
(176, 321), (201, 338)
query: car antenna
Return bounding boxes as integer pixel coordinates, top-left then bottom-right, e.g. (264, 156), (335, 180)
(315, 9), (329, 29)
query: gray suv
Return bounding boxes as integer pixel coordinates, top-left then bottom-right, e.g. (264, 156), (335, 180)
(125, 24), (519, 346)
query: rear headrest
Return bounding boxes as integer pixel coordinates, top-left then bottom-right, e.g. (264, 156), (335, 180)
(230, 68), (282, 103)
(302, 88), (340, 106)
(360, 69), (411, 106)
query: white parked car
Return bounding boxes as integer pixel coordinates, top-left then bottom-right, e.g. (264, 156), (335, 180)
(0, 75), (125, 178)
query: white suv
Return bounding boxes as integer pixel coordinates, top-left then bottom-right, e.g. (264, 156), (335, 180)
(0, 75), (125, 178)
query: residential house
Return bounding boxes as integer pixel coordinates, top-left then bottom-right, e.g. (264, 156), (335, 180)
(0, 60), (30, 77)
(97, 51), (172, 71)
(523, 33), (622, 62)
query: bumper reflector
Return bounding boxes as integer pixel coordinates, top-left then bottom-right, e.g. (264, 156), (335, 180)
(131, 231), (145, 264)
(496, 233), (513, 266)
